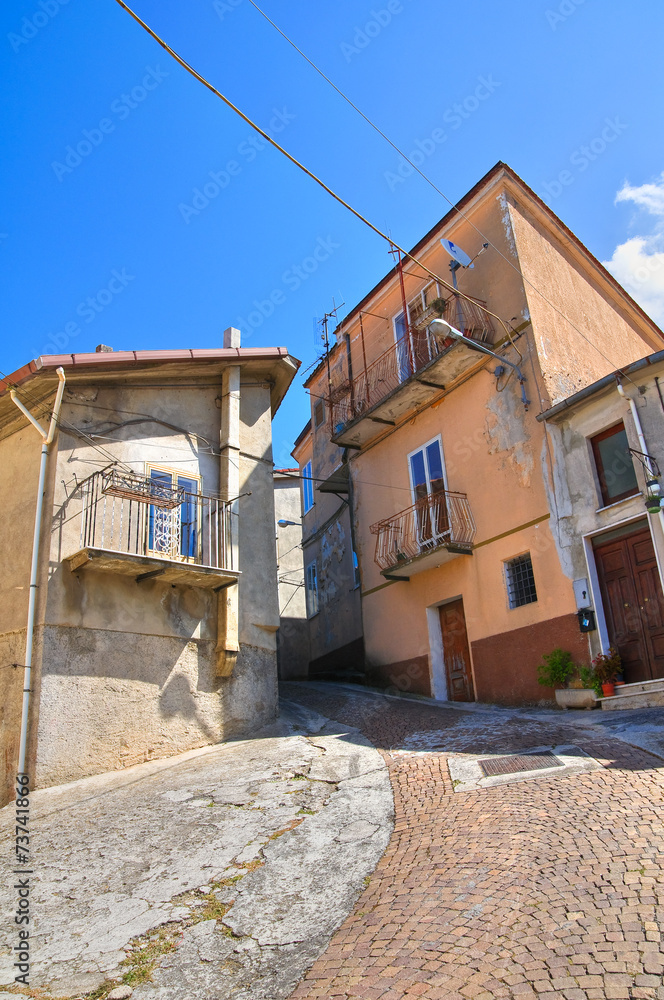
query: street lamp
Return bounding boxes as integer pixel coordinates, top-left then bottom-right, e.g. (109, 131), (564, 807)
(277, 519), (302, 528)
(429, 318), (530, 410)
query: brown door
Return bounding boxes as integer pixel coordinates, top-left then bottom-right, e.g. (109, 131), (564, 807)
(439, 598), (475, 701)
(594, 527), (664, 682)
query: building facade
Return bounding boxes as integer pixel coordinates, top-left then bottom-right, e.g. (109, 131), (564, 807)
(0, 333), (299, 805)
(292, 411), (364, 681)
(541, 351), (664, 687)
(299, 162), (664, 704)
(274, 468), (309, 680)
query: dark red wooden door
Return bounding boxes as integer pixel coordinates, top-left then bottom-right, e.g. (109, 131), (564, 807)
(439, 598), (475, 701)
(594, 528), (664, 682)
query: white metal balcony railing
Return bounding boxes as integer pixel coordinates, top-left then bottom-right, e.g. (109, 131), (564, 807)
(78, 469), (235, 572)
(330, 295), (494, 434)
(370, 490), (476, 573)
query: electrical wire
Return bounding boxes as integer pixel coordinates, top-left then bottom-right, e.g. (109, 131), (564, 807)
(110, 0), (519, 348)
(243, 0), (647, 388)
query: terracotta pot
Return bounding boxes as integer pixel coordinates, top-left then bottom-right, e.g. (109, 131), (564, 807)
(601, 682), (616, 697)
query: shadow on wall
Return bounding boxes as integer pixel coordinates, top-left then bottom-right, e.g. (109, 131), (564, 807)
(158, 668), (219, 743)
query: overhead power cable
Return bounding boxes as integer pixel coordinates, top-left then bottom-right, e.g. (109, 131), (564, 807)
(111, 0), (645, 392)
(242, 1), (650, 388)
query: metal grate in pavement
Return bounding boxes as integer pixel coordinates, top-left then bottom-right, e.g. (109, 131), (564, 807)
(478, 751), (563, 777)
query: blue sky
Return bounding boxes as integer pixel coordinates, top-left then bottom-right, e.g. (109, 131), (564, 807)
(2, 0), (664, 462)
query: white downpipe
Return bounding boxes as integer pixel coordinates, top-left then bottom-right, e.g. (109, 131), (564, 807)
(617, 381), (664, 586)
(10, 368), (66, 777)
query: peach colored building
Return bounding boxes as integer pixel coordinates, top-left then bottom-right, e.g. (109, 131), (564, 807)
(298, 162), (664, 705)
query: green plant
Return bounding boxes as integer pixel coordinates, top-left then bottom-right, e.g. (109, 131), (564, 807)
(579, 665), (602, 697)
(592, 647), (621, 684)
(537, 648), (576, 689)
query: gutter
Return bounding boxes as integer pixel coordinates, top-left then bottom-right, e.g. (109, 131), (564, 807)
(10, 367), (66, 779)
(537, 349), (664, 422)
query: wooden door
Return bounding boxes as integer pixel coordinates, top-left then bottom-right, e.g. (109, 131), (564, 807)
(439, 598), (475, 701)
(594, 527), (664, 682)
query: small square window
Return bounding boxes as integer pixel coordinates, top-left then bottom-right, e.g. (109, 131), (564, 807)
(505, 553), (537, 609)
(590, 423), (638, 506)
(314, 400), (325, 428)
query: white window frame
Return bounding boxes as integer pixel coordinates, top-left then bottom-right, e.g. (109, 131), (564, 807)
(302, 461), (314, 514)
(305, 560), (319, 617)
(407, 435), (449, 503)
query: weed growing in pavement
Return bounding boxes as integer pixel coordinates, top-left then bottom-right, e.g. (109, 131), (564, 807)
(268, 818), (305, 841)
(121, 926), (180, 985)
(297, 807), (316, 815)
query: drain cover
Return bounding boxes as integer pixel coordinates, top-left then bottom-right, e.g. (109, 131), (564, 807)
(478, 751), (563, 777)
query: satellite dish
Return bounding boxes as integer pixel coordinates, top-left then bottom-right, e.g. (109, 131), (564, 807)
(440, 238), (474, 269)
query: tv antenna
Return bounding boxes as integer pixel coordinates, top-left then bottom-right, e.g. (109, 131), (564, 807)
(440, 239), (489, 329)
(317, 297), (345, 404)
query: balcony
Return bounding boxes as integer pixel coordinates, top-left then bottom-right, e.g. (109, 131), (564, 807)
(330, 296), (494, 449)
(370, 490), (476, 579)
(65, 470), (240, 590)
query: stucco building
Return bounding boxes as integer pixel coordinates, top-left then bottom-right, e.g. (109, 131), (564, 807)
(540, 350), (664, 697)
(296, 162), (664, 704)
(274, 467), (309, 680)
(292, 413), (364, 681)
(0, 332), (299, 805)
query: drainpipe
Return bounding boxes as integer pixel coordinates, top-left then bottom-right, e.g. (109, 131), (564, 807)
(617, 380), (664, 584)
(216, 328), (241, 676)
(9, 367), (66, 778)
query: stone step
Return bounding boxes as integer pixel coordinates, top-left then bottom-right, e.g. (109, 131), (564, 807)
(614, 678), (664, 696)
(601, 688), (664, 711)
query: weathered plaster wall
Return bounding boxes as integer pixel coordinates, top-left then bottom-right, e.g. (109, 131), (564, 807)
(28, 378), (279, 789)
(0, 420), (54, 805)
(274, 477), (308, 680)
(507, 194), (664, 405)
(294, 406), (363, 673)
(352, 333), (577, 701)
(544, 369), (664, 659)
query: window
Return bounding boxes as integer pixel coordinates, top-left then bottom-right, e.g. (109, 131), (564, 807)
(505, 553), (538, 609)
(305, 561), (319, 617)
(408, 437), (449, 543)
(591, 423), (639, 506)
(147, 467), (200, 561)
(314, 400), (325, 428)
(302, 461), (314, 514)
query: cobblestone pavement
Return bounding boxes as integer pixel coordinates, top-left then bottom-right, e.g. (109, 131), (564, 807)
(283, 683), (664, 1000)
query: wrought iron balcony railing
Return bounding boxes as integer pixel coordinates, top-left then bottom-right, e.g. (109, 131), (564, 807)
(79, 471), (235, 572)
(370, 490), (476, 573)
(330, 295), (494, 434)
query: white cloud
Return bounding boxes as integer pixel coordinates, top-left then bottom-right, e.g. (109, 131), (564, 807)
(602, 172), (664, 326)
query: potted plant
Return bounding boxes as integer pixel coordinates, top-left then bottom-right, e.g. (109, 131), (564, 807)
(537, 648), (596, 709)
(592, 647), (621, 697)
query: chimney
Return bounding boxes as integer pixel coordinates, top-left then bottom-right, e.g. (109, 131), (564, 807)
(95, 344), (113, 353)
(223, 327), (241, 349)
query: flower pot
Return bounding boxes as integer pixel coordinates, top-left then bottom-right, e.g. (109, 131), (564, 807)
(601, 682), (616, 697)
(555, 688), (597, 710)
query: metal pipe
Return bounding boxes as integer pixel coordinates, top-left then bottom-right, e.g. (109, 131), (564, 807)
(9, 368), (66, 778)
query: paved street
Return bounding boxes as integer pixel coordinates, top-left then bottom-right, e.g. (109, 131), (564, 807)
(284, 684), (664, 1000)
(0, 702), (392, 1000)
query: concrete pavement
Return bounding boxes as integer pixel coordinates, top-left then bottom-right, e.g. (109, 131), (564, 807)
(0, 700), (393, 1000)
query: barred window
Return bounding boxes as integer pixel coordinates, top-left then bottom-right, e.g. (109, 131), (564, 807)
(505, 553), (537, 609)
